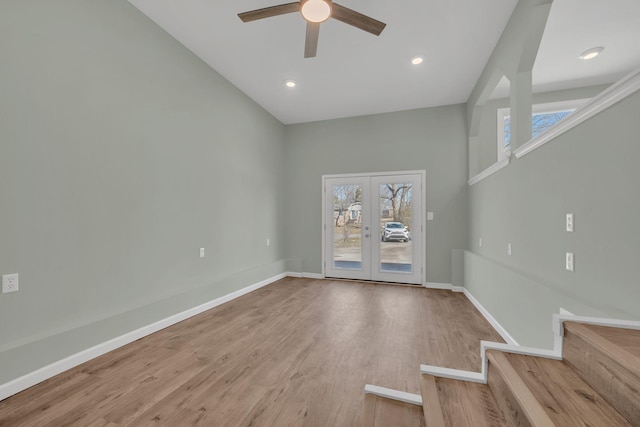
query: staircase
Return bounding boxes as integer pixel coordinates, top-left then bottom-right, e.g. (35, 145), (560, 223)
(363, 317), (640, 426)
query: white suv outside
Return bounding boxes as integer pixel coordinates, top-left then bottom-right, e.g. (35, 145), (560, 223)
(381, 222), (410, 242)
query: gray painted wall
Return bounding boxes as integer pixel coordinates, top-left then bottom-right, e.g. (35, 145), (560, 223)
(466, 91), (640, 348)
(0, 0), (285, 382)
(284, 105), (468, 283)
(476, 85), (610, 173)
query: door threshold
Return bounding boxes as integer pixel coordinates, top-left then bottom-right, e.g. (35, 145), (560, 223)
(323, 277), (422, 288)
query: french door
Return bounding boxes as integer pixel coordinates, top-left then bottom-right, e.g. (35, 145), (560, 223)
(323, 172), (424, 284)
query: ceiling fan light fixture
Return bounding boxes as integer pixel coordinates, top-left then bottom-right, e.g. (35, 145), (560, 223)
(579, 47), (604, 60)
(301, 0), (332, 23)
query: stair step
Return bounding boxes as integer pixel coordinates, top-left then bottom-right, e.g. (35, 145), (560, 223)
(421, 374), (506, 427)
(363, 393), (425, 427)
(502, 351), (633, 426)
(487, 351), (554, 427)
(563, 321), (640, 425)
(583, 323), (640, 355)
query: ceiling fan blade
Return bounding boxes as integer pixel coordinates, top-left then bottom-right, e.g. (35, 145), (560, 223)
(331, 3), (386, 36)
(304, 22), (320, 58)
(238, 2), (300, 22)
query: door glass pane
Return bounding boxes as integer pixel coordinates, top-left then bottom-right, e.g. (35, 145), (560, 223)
(379, 183), (413, 273)
(332, 184), (362, 270)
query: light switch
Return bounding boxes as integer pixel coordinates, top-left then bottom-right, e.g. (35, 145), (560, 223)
(566, 213), (574, 232)
(427, 212), (434, 221)
(566, 252), (574, 271)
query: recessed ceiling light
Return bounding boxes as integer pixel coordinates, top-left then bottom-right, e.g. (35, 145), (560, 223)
(579, 47), (604, 60)
(411, 55), (424, 65)
(285, 80), (297, 88)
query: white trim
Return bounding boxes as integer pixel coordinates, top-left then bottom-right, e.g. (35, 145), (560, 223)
(322, 171), (426, 285)
(423, 283), (517, 345)
(420, 365), (486, 384)
(496, 99), (590, 163)
(460, 288), (519, 345)
(514, 67), (640, 159)
(421, 309), (640, 386)
(558, 307), (574, 316)
(364, 384), (423, 406)
(286, 271), (324, 279)
(286, 271), (303, 278)
(481, 341), (562, 363)
(468, 156), (510, 186)
(424, 282), (459, 290)
(496, 107), (510, 162)
(322, 170), (427, 179)
(0, 272), (287, 402)
(556, 313), (640, 331)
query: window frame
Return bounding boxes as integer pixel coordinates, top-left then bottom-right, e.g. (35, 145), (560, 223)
(497, 98), (591, 161)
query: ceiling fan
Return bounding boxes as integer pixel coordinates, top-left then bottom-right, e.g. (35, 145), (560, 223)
(238, 0), (386, 58)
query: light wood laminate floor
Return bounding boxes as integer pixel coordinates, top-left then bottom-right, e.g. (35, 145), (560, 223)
(0, 278), (503, 426)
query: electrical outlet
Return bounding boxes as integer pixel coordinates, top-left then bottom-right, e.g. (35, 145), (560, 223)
(566, 252), (574, 272)
(2, 273), (19, 293)
(200, 248), (205, 258)
(507, 243), (512, 256)
(479, 237), (482, 248)
(266, 238), (270, 246)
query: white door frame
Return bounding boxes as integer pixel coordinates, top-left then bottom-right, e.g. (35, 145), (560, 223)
(322, 170), (426, 285)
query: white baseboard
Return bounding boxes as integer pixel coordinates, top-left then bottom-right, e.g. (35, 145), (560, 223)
(460, 288), (519, 346)
(364, 384), (423, 406)
(0, 272), (287, 402)
(423, 308), (640, 386)
(420, 365), (486, 384)
(285, 271), (302, 278)
(285, 272), (324, 280)
(424, 282), (460, 290)
(425, 283), (518, 345)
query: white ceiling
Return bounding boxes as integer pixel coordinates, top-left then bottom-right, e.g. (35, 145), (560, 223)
(533, 0), (640, 93)
(128, 0), (640, 124)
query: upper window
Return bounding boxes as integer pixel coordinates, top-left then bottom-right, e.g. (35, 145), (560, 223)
(497, 99), (590, 161)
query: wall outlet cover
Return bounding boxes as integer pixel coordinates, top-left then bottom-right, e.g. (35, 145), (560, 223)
(2, 273), (19, 293)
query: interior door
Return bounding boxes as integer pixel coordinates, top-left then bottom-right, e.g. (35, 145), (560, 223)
(324, 172), (423, 285)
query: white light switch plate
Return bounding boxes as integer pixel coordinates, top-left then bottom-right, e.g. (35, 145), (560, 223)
(566, 213), (574, 232)
(427, 212), (434, 221)
(566, 252), (574, 272)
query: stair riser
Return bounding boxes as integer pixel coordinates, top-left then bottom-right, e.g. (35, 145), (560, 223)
(564, 330), (640, 426)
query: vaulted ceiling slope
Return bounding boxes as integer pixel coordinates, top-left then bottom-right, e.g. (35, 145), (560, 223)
(128, 0), (640, 124)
